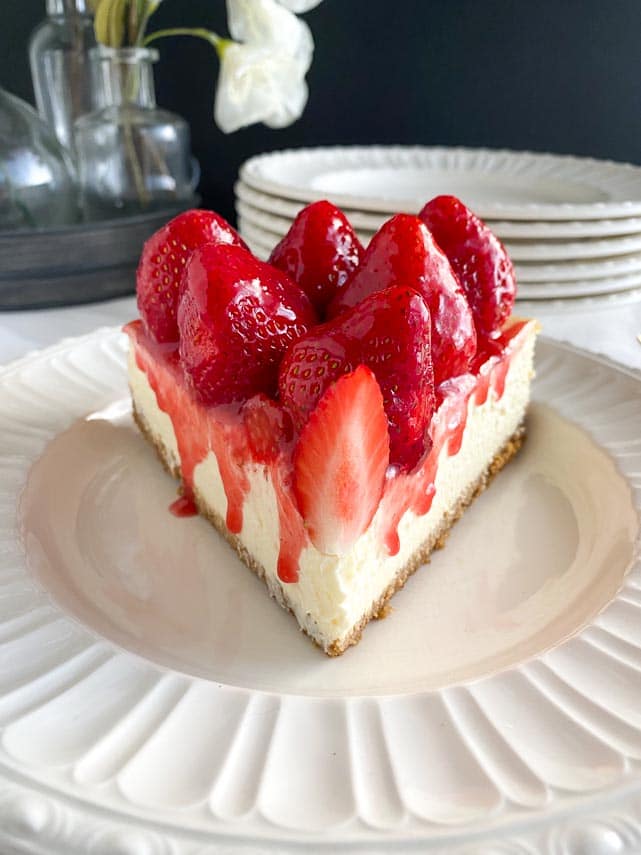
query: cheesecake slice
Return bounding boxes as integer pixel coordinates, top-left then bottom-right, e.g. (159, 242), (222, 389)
(128, 198), (537, 655)
(127, 317), (535, 655)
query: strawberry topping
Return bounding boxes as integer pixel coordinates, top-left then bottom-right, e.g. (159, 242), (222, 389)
(419, 195), (516, 338)
(279, 285), (435, 470)
(293, 365), (390, 554)
(327, 213), (476, 384)
(269, 200), (365, 315)
(178, 244), (317, 405)
(137, 209), (247, 343)
(241, 394), (294, 464)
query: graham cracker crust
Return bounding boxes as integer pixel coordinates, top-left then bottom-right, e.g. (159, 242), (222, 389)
(133, 400), (525, 657)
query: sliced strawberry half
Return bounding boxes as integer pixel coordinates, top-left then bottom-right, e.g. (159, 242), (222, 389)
(326, 213), (476, 385)
(137, 209), (247, 343)
(419, 195), (516, 338)
(279, 285), (435, 470)
(269, 200), (364, 316)
(293, 365), (390, 554)
(178, 244), (317, 405)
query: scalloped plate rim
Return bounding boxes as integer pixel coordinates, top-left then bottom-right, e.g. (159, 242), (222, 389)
(239, 145), (641, 220)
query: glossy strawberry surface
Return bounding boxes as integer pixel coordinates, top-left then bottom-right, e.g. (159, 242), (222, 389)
(327, 214), (476, 384)
(178, 244), (317, 405)
(137, 209), (248, 343)
(241, 393), (294, 463)
(293, 365), (390, 553)
(419, 195), (516, 338)
(279, 285), (435, 470)
(269, 200), (364, 315)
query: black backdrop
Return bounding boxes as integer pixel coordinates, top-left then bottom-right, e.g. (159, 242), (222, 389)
(4, 0), (641, 222)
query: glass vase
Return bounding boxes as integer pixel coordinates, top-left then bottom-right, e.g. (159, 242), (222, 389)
(29, 0), (96, 154)
(0, 86), (78, 230)
(74, 47), (198, 221)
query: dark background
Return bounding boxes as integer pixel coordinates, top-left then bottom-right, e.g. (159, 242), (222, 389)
(4, 0), (641, 222)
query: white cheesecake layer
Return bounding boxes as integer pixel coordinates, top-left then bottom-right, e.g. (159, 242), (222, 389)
(128, 322), (536, 653)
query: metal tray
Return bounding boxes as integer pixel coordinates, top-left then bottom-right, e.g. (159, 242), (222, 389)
(0, 203), (197, 310)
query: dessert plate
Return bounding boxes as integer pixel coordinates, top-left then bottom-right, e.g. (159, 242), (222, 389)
(238, 223), (641, 301)
(486, 216), (641, 239)
(514, 252), (641, 283)
(236, 199), (641, 262)
(241, 217), (641, 284)
(500, 234), (641, 262)
(516, 271), (641, 299)
(235, 180), (389, 229)
(1, 330), (641, 854)
(238, 219), (280, 257)
(516, 286), (641, 313)
(239, 146), (641, 220)
(236, 178), (641, 240)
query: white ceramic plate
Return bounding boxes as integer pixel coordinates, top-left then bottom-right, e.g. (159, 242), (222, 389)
(516, 286), (641, 313)
(1, 330), (641, 854)
(517, 271), (641, 299)
(239, 146), (641, 220)
(239, 218), (641, 292)
(502, 234), (641, 262)
(237, 179), (641, 239)
(236, 199), (641, 262)
(488, 216), (641, 239)
(239, 224), (641, 305)
(515, 252), (641, 283)
(235, 180), (389, 229)
(238, 218), (281, 257)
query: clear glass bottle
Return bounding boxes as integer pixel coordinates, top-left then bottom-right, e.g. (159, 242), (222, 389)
(74, 46), (198, 221)
(29, 0), (96, 154)
(0, 86), (78, 230)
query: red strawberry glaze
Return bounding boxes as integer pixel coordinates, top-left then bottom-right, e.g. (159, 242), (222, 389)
(126, 320), (310, 582)
(378, 319), (531, 557)
(273, 471), (308, 583)
(125, 317), (531, 582)
(169, 495), (198, 517)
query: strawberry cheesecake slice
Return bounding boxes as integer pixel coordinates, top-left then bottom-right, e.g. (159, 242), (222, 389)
(126, 199), (538, 656)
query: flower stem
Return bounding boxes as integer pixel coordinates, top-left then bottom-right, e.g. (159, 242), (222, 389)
(135, 0), (161, 46)
(122, 117), (150, 209)
(142, 27), (227, 53)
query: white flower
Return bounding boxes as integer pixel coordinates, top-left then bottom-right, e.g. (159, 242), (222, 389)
(215, 42), (309, 132)
(215, 0), (314, 133)
(227, 0), (314, 67)
(273, 0), (324, 13)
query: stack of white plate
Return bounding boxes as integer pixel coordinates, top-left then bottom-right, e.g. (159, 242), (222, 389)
(235, 146), (641, 303)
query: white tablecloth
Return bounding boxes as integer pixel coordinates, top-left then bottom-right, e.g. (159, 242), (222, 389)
(1, 294), (640, 371)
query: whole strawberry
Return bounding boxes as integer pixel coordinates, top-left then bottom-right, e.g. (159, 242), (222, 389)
(279, 285), (434, 470)
(137, 209), (247, 343)
(269, 200), (364, 316)
(327, 214), (476, 385)
(178, 244), (317, 405)
(419, 195), (516, 338)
